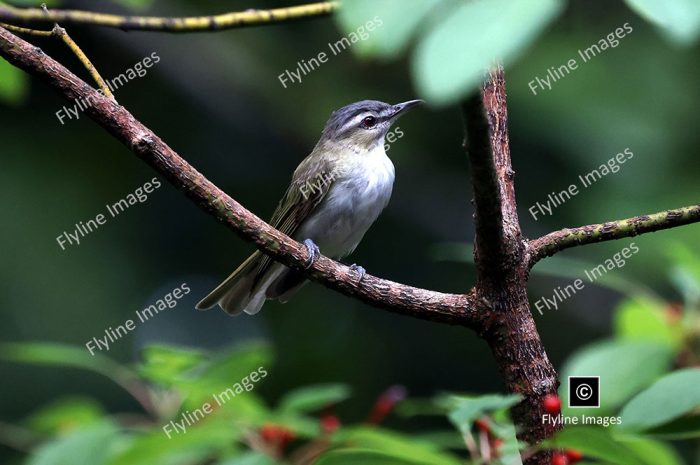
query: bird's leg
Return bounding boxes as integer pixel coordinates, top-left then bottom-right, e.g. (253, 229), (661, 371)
(302, 239), (321, 269)
(349, 263), (366, 282)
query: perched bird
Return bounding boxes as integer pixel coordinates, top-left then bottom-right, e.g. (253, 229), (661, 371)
(196, 99), (422, 315)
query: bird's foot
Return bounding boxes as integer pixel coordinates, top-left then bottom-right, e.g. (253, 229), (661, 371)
(303, 239), (320, 269)
(349, 263), (366, 282)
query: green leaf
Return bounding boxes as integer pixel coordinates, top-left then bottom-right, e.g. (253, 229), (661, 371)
(335, 0), (441, 58)
(490, 409), (524, 465)
(666, 242), (700, 282)
(176, 342), (272, 409)
(617, 435), (684, 465)
(315, 449), (434, 465)
(614, 298), (681, 349)
(0, 342), (135, 387)
(439, 393), (521, 434)
(110, 419), (242, 465)
(410, 431), (465, 449)
(335, 428), (462, 465)
(547, 427), (645, 465)
(138, 344), (206, 387)
(216, 453), (277, 465)
(278, 383), (350, 414)
(645, 415), (700, 439)
(619, 368), (700, 432)
(0, 58), (28, 105)
(29, 422), (121, 465)
(412, 0), (564, 106)
(624, 0), (700, 44)
(560, 340), (672, 414)
(666, 242), (700, 305)
(25, 397), (105, 435)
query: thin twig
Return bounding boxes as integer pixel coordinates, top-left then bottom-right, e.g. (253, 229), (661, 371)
(0, 22), (52, 36)
(528, 204), (700, 267)
(38, 4), (114, 99)
(51, 24), (114, 99)
(0, 2), (338, 33)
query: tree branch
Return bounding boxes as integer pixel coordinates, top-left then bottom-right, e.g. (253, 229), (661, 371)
(51, 24), (115, 99)
(2, 8), (115, 98)
(528, 204), (700, 267)
(463, 66), (524, 289)
(0, 26), (484, 329)
(464, 68), (559, 465)
(0, 22), (52, 36)
(0, 2), (337, 33)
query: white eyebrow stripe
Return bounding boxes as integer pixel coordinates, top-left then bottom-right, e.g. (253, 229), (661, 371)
(339, 111), (373, 133)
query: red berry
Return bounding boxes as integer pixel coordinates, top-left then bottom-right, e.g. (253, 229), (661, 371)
(260, 424), (280, 442)
(551, 452), (569, 465)
(367, 385), (407, 424)
(565, 449), (583, 463)
(280, 428), (295, 445)
(490, 438), (504, 457)
(321, 415), (341, 434)
(543, 394), (561, 414)
(260, 424), (294, 445)
(474, 417), (491, 433)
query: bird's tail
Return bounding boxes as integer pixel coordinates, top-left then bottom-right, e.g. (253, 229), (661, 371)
(196, 251), (266, 315)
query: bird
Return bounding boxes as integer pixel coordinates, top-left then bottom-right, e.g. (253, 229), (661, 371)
(196, 99), (423, 315)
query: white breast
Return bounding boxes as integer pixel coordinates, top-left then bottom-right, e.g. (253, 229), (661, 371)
(296, 145), (395, 258)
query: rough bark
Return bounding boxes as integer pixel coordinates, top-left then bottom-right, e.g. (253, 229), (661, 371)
(529, 204), (700, 266)
(464, 68), (559, 464)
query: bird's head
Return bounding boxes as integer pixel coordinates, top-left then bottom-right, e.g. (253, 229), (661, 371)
(319, 99), (422, 151)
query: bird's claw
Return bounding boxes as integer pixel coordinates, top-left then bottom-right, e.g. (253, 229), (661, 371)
(303, 239), (320, 269)
(349, 263), (366, 282)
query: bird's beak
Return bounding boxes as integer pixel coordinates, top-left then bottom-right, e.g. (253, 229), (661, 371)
(390, 99), (423, 119)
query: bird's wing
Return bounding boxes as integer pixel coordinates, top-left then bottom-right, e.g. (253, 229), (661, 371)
(253, 154), (339, 280)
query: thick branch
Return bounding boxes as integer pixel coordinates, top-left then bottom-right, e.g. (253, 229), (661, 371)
(528, 204), (700, 267)
(463, 66), (524, 288)
(0, 26), (483, 329)
(0, 2), (337, 32)
(464, 68), (559, 465)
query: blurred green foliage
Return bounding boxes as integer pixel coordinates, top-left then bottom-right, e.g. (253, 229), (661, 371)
(2, 249), (700, 463)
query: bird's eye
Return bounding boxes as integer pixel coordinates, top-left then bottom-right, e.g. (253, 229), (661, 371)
(361, 116), (377, 129)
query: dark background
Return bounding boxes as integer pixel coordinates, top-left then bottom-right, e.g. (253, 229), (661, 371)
(1, 0), (698, 460)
